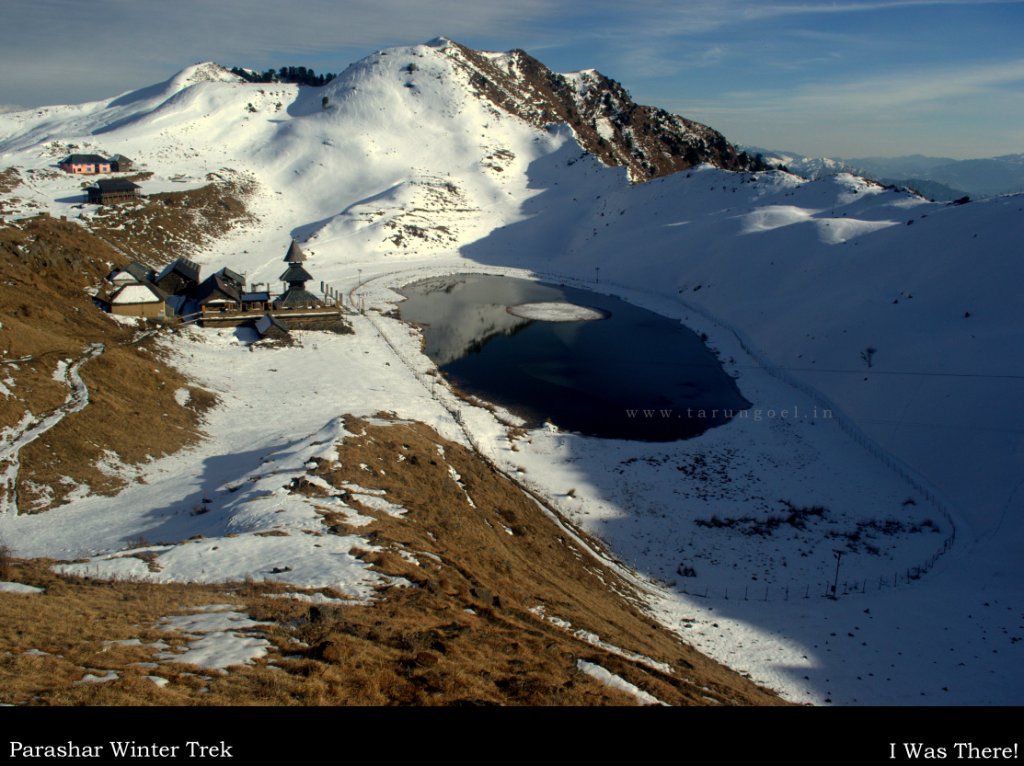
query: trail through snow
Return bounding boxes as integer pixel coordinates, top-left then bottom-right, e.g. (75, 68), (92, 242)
(0, 343), (104, 516)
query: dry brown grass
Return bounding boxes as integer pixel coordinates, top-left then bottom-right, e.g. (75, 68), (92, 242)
(0, 542), (12, 580)
(0, 555), (354, 706)
(448, 383), (497, 412)
(0, 416), (786, 706)
(0, 557), (240, 706)
(17, 340), (213, 507)
(284, 414), (784, 706)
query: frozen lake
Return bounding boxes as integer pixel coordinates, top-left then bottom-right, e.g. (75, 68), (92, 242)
(398, 273), (750, 441)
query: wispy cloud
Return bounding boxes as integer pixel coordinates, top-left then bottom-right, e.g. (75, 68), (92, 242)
(548, 0), (1024, 81)
(741, 0), (1020, 19)
(727, 58), (1024, 113)
(662, 57), (1024, 156)
(566, 0), (1021, 43)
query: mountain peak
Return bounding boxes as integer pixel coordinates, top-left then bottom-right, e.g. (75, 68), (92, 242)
(437, 40), (760, 181)
(172, 62), (244, 88)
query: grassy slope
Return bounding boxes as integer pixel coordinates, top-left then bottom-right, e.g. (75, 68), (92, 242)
(0, 417), (782, 705)
(0, 215), (213, 510)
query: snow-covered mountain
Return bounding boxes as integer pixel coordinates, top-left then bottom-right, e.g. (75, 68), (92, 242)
(0, 38), (1022, 706)
(749, 146), (1023, 199)
(441, 41), (762, 181)
(746, 146), (861, 180)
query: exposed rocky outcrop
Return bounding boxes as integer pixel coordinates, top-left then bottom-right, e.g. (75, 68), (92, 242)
(443, 40), (764, 182)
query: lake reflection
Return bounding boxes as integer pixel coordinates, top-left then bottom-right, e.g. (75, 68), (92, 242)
(398, 274), (750, 441)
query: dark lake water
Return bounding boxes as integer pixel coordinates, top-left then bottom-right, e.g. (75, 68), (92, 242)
(398, 274), (750, 441)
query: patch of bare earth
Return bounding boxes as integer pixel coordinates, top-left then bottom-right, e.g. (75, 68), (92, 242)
(86, 171), (257, 264)
(0, 215), (212, 511)
(0, 167), (21, 214)
(0, 167), (20, 195)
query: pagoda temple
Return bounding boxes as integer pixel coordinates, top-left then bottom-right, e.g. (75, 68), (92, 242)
(274, 240), (322, 309)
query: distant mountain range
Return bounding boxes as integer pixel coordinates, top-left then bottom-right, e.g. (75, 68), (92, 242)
(746, 147), (1024, 200)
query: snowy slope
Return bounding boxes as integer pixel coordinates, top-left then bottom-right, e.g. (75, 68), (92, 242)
(0, 39), (1022, 705)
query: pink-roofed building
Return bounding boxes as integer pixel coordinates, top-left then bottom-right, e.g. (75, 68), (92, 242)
(58, 154), (112, 174)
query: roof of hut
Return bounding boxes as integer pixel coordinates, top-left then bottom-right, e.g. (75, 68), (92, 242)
(155, 257), (201, 285)
(92, 178), (140, 193)
(280, 264), (313, 284)
(284, 240), (306, 263)
(194, 273), (242, 304)
(61, 153), (108, 165)
(274, 288), (321, 309)
(256, 313), (290, 336)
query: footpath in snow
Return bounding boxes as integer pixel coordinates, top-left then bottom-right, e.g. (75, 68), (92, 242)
(0, 343), (105, 516)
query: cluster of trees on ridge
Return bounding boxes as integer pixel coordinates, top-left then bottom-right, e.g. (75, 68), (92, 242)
(230, 66), (337, 87)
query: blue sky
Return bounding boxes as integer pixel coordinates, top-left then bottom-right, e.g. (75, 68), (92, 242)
(2, 0), (1022, 158)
